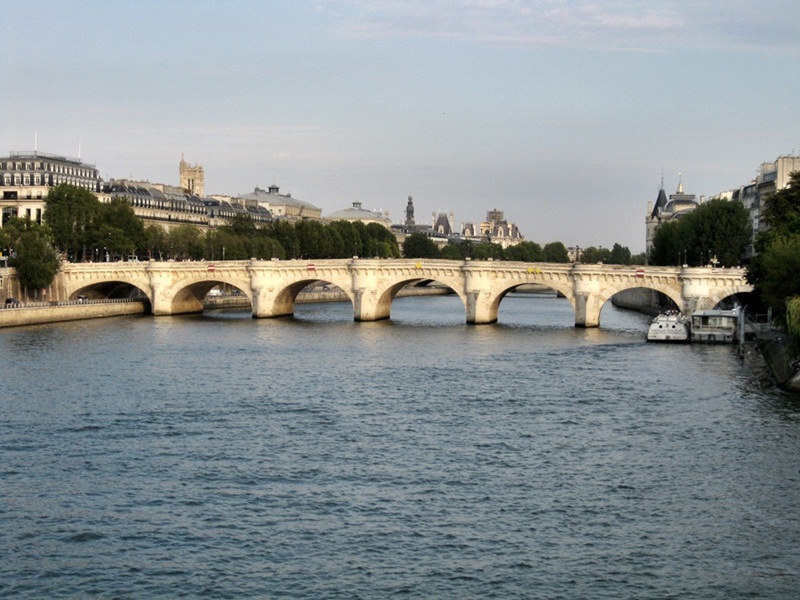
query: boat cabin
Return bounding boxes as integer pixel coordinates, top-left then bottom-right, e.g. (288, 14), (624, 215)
(690, 309), (740, 344)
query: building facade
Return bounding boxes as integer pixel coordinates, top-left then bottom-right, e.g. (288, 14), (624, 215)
(179, 155), (204, 197)
(0, 150), (104, 227)
(645, 177), (699, 259)
(461, 208), (524, 249)
(236, 185), (322, 221)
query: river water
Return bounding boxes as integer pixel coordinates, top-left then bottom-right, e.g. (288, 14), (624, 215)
(2, 294), (799, 598)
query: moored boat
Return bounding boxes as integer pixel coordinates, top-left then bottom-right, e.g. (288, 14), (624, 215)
(690, 308), (740, 344)
(646, 311), (691, 343)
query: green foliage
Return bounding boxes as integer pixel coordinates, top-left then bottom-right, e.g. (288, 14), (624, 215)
(44, 184), (101, 260)
(760, 171), (800, 232)
(470, 242), (504, 260)
(402, 232), (441, 258)
(543, 241), (570, 263)
(10, 219), (60, 293)
(363, 223), (400, 258)
(650, 198), (751, 266)
(168, 224), (205, 261)
(440, 244), (466, 260)
(747, 234), (800, 312)
(144, 225), (167, 260)
(787, 297), (800, 355)
(328, 220), (362, 258)
(504, 241), (544, 262)
(747, 172), (800, 315)
(609, 243), (631, 265)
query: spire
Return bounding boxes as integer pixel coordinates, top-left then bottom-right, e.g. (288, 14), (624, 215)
(676, 172), (683, 194)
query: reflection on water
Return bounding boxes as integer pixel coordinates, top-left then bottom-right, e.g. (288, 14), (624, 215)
(1, 296), (799, 599)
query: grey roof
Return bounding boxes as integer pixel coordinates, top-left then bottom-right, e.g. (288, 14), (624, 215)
(237, 186), (319, 211)
(327, 202), (390, 222)
(651, 188), (668, 217)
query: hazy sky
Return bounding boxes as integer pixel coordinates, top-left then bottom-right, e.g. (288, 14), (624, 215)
(2, 1), (799, 252)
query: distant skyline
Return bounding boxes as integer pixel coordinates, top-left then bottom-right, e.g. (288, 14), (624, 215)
(2, 0), (799, 252)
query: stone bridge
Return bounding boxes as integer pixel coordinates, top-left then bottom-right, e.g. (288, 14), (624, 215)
(49, 259), (753, 327)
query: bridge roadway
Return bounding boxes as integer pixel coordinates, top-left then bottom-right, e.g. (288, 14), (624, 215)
(54, 258), (752, 327)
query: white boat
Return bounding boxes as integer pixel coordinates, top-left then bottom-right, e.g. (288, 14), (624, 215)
(690, 308), (740, 344)
(646, 312), (691, 343)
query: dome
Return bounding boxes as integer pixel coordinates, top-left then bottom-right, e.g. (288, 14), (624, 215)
(327, 201), (391, 225)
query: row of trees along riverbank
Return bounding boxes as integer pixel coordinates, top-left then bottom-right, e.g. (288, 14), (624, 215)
(1, 184), (642, 295)
(746, 172), (800, 355)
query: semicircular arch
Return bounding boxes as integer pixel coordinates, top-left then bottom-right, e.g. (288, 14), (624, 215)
(373, 275), (467, 321)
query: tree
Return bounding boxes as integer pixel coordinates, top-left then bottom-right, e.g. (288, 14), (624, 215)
(470, 242), (504, 260)
(649, 221), (684, 266)
(94, 198), (148, 258)
(363, 222), (400, 258)
(402, 232), (441, 258)
(748, 235), (800, 311)
(328, 220), (361, 258)
(167, 224), (205, 260)
(144, 225), (168, 260)
(747, 171), (800, 314)
(505, 241), (544, 262)
(609, 243), (632, 265)
(266, 220), (299, 258)
(650, 198), (751, 267)
(44, 184), (101, 261)
(295, 219), (329, 259)
(12, 220), (60, 294)
(543, 241), (570, 263)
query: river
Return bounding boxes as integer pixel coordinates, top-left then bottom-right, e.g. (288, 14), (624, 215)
(2, 293), (799, 598)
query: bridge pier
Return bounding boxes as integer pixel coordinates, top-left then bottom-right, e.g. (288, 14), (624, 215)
(465, 291), (498, 324)
(353, 288), (391, 321)
(252, 287), (296, 318)
(573, 293), (601, 328)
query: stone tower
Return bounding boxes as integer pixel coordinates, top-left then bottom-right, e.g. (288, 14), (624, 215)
(405, 195), (415, 227)
(179, 154), (204, 197)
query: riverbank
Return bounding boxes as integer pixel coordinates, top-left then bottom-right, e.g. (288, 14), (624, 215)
(0, 299), (148, 329)
(755, 329), (800, 391)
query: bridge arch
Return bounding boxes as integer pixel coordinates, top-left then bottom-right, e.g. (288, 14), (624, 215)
(353, 261), (467, 321)
(265, 277), (355, 318)
(696, 282), (758, 312)
(594, 281), (686, 322)
(365, 276), (466, 322)
(483, 280), (576, 325)
(163, 278), (253, 315)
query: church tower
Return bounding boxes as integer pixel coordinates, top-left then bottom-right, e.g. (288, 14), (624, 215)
(179, 154), (204, 197)
(405, 195), (415, 227)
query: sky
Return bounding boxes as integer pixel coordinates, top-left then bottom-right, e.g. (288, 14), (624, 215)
(2, 1), (799, 252)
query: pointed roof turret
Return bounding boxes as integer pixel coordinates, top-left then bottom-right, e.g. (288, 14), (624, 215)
(651, 182), (668, 217)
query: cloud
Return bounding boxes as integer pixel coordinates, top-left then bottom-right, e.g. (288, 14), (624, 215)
(323, 0), (800, 51)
